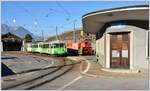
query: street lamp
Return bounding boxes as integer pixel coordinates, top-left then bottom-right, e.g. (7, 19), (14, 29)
(13, 18), (16, 23)
(34, 21), (38, 25)
(12, 18), (17, 29)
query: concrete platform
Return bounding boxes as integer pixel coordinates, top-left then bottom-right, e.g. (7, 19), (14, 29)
(1, 54), (54, 74)
(101, 68), (139, 73)
(67, 56), (148, 78)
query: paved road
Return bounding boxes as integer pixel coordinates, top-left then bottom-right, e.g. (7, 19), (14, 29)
(1, 53), (149, 90)
(32, 56), (149, 90)
(62, 75), (148, 90)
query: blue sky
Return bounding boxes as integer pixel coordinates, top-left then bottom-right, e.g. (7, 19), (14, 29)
(2, 1), (148, 38)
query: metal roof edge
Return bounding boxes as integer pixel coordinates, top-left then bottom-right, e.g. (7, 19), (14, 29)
(82, 5), (149, 19)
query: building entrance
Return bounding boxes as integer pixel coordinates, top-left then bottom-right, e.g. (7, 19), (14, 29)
(110, 32), (130, 69)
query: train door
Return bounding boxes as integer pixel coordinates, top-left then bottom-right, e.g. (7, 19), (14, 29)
(49, 44), (52, 54)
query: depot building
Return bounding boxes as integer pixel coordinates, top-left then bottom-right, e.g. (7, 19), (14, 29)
(82, 5), (149, 71)
(1, 32), (23, 51)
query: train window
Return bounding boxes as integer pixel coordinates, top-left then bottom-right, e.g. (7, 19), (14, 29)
(54, 44), (59, 48)
(51, 44), (55, 48)
(39, 45), (42, 48)
(35, 44), (38, 48)
(45, 44), (49, 48)
(51, 43), (65, 48)
(43, 44), (45, 48)
(50, 45), (53, 48)
(35, 45), (38, 48)
(60, 43), (64, 47)
(43, 44), (49, 48)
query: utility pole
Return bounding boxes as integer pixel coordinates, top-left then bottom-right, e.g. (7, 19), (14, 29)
(56, 26), (59, 41)
(41, 30), (44, 41)
(73, 19), (76, 43)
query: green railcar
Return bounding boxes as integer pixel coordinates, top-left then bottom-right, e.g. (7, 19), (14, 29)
(28, 41), (67, 56)
(40, 43), (50, 54)
(31, 43), (40, 53)
(50, 42), (67, 56)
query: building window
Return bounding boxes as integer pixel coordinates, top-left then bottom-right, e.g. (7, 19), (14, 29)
(111, 35), (117, 43)
(122, 34), (128, 43)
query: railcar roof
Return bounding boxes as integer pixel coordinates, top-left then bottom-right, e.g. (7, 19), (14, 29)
(30, 40), (65, 45)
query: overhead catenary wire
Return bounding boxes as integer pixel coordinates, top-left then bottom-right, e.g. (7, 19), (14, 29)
(13, 2), (82, 40)
(55, 1), (71, 19)
(16, 4), (38, 23)
(16, 4), (47, 41)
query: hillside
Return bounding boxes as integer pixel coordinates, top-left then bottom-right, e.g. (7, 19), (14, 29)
(46, 29), (96, 43)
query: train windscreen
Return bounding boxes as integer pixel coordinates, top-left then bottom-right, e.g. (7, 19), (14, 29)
(53, 43), (65, 48)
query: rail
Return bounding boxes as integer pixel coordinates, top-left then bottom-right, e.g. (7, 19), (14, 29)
(2, 53), (81, 90)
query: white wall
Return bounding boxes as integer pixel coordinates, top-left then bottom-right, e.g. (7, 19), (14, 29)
(96, 25), (148, 70)
(132, 27), (148, 69)
(96, 36), (105, 67)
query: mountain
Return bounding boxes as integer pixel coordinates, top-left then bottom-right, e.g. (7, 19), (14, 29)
(1, 24), (10, 34)
(1, 24), (43, 41)
(9, 25), (34, 39)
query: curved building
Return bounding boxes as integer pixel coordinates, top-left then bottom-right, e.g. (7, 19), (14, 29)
(82, 5), (149, 71)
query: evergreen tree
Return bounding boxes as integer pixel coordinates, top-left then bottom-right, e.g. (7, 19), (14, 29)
(25, 34), (32, 42)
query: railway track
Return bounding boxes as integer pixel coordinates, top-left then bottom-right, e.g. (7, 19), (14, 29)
(2, 53), (81, 90)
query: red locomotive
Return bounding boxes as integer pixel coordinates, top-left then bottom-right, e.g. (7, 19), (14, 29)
(66, 39), (93, 56)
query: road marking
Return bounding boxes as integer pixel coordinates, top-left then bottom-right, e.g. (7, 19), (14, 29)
(57, 76), (83, 90)
(83, 60), (90, 73)
(57, 57), (90, 90)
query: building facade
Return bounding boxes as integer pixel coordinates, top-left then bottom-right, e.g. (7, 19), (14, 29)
(2, 32), (23, 51)
(82, 5), (149, 70)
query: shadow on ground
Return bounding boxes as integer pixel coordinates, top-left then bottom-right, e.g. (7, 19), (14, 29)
(1, 63), (15, 77)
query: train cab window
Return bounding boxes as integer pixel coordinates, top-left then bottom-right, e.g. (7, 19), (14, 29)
(60, 43), (64, 48)
(54, 44), (59, 48)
